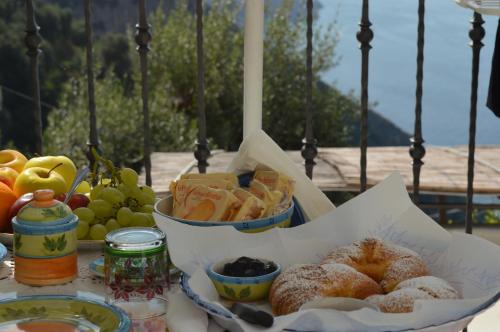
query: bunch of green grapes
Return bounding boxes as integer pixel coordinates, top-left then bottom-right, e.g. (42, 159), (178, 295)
(73, 167), (156, 240)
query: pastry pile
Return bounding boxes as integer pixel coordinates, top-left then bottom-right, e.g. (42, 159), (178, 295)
(169, 170), (294, 222)
(269, 238), (460, 315)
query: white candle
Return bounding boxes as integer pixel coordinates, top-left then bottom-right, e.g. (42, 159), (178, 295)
(243, 0), (264, 138)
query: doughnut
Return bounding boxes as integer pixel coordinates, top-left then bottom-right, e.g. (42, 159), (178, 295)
(269, 263), (383, 316)
(366, 276), (460, 313)
(321, 238), (428, 292)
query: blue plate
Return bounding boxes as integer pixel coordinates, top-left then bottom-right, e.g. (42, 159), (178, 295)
(180, 272), (500, 332)
(180, 273), (233, 319)
(0, 242), (7, 262)
(0, 295), (131, 332)
(89, 257), (105, 277)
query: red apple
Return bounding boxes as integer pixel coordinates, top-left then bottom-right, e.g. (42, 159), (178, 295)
(6, 192), (34, 232)
(55, 193), (90, 210)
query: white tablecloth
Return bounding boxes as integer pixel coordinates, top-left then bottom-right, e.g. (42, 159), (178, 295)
(1, 247), (499, 332)
(0, 247), (223, 332)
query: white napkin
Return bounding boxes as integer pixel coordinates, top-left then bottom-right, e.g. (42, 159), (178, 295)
(166, 290), (209, 332)
(157, 173), (500, 332)
(227, 130), (334, 220)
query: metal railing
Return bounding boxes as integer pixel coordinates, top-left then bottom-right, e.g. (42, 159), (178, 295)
(20, 0), (488, 239)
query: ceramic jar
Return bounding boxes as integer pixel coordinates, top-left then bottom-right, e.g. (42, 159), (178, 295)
(12, 189), (78, 286)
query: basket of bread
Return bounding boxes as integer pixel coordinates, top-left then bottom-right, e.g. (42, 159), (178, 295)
(154, 170), (302, 233)
(159, 173), (500, 332)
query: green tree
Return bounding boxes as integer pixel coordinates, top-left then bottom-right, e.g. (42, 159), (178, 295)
(0, 1), (84, 152)
(147, 0), (356, 150)
(44, 68), (196, 167)
(44, 0), (357, 166)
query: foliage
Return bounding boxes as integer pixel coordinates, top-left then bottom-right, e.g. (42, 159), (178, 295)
(44, 68), (196, 167)
(262, 2), (356, 149)
(44, 0), (356, 166)
(0, 1), (84, 152)
(144, 0), (355, 151)
(484, 210), (500, 225)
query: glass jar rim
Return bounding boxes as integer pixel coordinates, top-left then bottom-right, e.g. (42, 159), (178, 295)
(105, 227), (165, 253)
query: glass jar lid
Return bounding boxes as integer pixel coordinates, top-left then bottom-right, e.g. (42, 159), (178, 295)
(105, 227), (165, 254)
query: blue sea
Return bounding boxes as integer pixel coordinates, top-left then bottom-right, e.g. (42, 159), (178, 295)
(318, 0), (499, 146)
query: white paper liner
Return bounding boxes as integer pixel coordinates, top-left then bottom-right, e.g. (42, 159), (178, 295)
(226, 130), (335, 220)
(155, 173), (500, 331)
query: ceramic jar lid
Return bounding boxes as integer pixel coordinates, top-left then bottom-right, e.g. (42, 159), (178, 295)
(16, 189), (74, 226)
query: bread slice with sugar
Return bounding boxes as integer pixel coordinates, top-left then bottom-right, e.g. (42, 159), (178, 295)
(177, 185), (241, 221)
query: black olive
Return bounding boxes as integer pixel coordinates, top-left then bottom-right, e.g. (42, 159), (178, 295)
(222, 257), (276, 277)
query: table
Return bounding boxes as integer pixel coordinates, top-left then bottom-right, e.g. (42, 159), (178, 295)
(0, 247), (499, 332)
(0, 247), (224, 332)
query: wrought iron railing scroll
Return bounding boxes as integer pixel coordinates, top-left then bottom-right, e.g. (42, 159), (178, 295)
(194, 0), (210, 174)
(301, 0), (318, 180)
(410, 0), (426, 204)
(84, 0), (99, 172)
(136, 0), (153, 186)
(357, 0), (373, 192)
(465, 11), (485, 235)
(25, 0), (43, 155)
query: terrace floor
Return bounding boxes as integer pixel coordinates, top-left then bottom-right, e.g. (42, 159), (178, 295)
(141, 146), (500, 196)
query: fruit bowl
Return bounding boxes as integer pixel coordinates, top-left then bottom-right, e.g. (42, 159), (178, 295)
(154, 195), (294, 233)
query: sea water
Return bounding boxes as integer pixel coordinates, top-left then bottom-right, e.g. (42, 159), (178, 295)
(319, 0), (499, 146)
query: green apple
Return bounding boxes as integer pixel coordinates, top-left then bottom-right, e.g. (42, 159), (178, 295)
(24, 156), (76, 191)
(13, 166), (67, 197)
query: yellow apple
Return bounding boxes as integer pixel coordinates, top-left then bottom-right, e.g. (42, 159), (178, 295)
(24, 156), (76, 191)
(0, 150), (28, 173)
(13, 167), (67, 197)
(0, 167), (19, 189)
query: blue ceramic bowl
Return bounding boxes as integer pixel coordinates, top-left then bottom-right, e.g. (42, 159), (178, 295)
(154, 195), (294, 233)
(206, 257), (281, 302)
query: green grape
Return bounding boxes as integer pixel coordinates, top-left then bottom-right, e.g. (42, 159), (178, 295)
(137, 204), (154, 214)
(146, 213), (155, 227)
(76, 220), (90, 239)
(73, 207), (95, 223)
(119, 168), (139, 187)
(116, 207), (133, 226)
(125, 199), (140, 212)
(94, 216), (110, 225)
(97, 187), (125, 207)
(125, 186), (142, 210)
(87, 199), (113, 218)
(90, 184), (106, 200)
(117, 183), (131, 197)
(105, 218), (121, 232)
(136, 193), (152, 206)
(140, 185), (156, 205)
(89, 224), (108, 240)
(130, 212), (150, 227)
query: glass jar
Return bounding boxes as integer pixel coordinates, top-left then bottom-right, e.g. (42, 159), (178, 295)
(105, 227), (168, 329)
